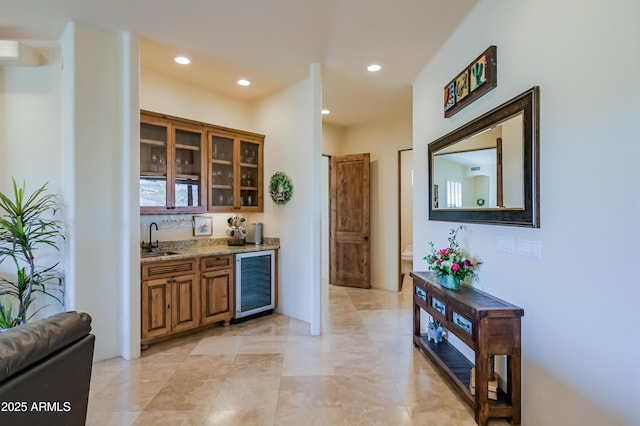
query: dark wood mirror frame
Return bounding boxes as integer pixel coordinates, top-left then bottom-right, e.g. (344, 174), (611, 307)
(428, 86), (540, 227)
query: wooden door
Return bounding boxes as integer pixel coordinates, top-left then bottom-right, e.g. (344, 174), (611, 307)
(330, 153), (370, 288)
(171, 273), (199, 332)
(200, 269), (234, 325)
(141, 278), (171, 342)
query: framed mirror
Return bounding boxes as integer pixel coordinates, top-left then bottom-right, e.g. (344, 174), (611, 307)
(428, 86), (539, 227)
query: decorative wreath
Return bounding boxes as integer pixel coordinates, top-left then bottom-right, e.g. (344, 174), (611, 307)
(269, 171), (294, 206)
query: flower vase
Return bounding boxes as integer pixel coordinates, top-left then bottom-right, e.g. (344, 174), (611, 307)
(439, 274), (460, 291)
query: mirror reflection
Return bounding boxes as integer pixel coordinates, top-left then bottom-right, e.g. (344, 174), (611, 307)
(428, 86), (539, 228)
(433, 113), (523, 209)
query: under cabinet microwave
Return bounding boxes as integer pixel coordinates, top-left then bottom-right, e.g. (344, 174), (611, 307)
(234, 250), (275, 319)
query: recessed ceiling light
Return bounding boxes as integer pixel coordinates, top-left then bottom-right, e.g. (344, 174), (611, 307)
(237, 79), (251, 86)
(321, 109), (330, 115)
(367, 64), (381, 72)
(174, 56), (190, 65)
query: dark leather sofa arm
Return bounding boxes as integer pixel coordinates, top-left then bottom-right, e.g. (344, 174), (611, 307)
(0, 311), (93, 382)
(0, 311), (95, 426)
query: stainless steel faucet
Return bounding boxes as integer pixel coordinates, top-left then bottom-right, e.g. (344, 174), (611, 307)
(148, 222), (159, 252)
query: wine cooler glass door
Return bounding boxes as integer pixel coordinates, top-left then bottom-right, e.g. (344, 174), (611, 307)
(235, 250), (275, 318)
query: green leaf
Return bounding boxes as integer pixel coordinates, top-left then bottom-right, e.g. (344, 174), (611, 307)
(0, 178), (65, 327)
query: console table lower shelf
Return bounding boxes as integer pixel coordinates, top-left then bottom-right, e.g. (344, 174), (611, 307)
(414, 335), (512, 411)
(411, 271), (524, 426)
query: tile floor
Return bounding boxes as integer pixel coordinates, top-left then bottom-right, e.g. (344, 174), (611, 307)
(87, 280), (509, 425)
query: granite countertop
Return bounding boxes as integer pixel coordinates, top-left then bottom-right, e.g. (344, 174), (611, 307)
(140, 237), (280, 263)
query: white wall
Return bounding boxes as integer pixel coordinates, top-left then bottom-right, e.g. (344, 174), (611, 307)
(141, 69), (255, 132)
(59, 23), (139, 361)
(321, 122), (345, 155)
(0, 43), (64, 319)
(413, 1), (640, 424)
(255, 74), (320, 325)
(400, 150), (413, 253)
(340, 114), (412, 291)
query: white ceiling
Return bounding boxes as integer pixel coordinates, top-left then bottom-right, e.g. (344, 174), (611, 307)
(1, 0), (477, 127)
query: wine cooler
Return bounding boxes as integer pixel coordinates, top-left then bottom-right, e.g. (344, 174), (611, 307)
(234, 250), (275, 319)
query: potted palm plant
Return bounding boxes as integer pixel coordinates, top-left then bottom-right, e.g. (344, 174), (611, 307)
(0, 179), (64, 329)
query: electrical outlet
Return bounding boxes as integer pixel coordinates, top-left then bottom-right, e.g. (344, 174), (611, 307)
(518, 239), (542, 258)
(496, 236), (515, 254)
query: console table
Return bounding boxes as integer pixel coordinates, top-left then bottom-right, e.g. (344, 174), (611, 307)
(411, 271), (524, 426)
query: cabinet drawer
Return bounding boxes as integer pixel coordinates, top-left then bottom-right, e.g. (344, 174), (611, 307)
(142, 259), (196, 280)
(200, 254), (233, 272)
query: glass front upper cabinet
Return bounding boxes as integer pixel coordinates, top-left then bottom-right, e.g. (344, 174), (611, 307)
(208, 129), (263, 212)
(140, 114), (205, 214)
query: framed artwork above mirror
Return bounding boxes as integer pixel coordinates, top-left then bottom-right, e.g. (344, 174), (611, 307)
(428, 86), (540, 227)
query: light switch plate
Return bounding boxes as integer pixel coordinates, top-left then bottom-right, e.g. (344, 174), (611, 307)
(496, 236), (515, 254)
(518, 239), (542, 258)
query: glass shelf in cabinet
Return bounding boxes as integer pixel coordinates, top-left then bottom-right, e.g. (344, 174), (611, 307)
(141, 171), (167, 178)
(175, 143), (200, 151)
(211, 159), (233, 166)
(140, 138), (165, 146)
(175, 174), (200, 180)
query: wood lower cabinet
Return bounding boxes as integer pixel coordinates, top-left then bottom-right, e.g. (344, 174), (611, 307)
(141, 259), (199, 344)
(141, 277), (171, 341)
(141, 255), (235, 346)
(200, 255), (234, 326)
(171, 273), (200, 332)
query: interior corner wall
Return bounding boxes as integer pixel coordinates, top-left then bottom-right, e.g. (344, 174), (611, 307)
(340, 114), (412, 291)
(0, 52), (62, 195)
(412, 1), (640, 424)
(321, 122), (345, 155)
(255, 76), (316, 324)
(0, 42), (64, 320)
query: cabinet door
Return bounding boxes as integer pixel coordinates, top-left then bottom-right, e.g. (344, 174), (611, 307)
(200, 269), (234, 325)
(171, 123), (206, 213)
(208, 132), (236, 211)
(140, 113), (206, 214)
(140, 116), (170, 214)
(207, 130), (264, 212)
(171, 273), (200, 332)
(141, 277), (172, 342)
(239, 138), (263, 211)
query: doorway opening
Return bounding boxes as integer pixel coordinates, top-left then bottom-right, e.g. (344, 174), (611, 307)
(398, 149), (413, 291)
